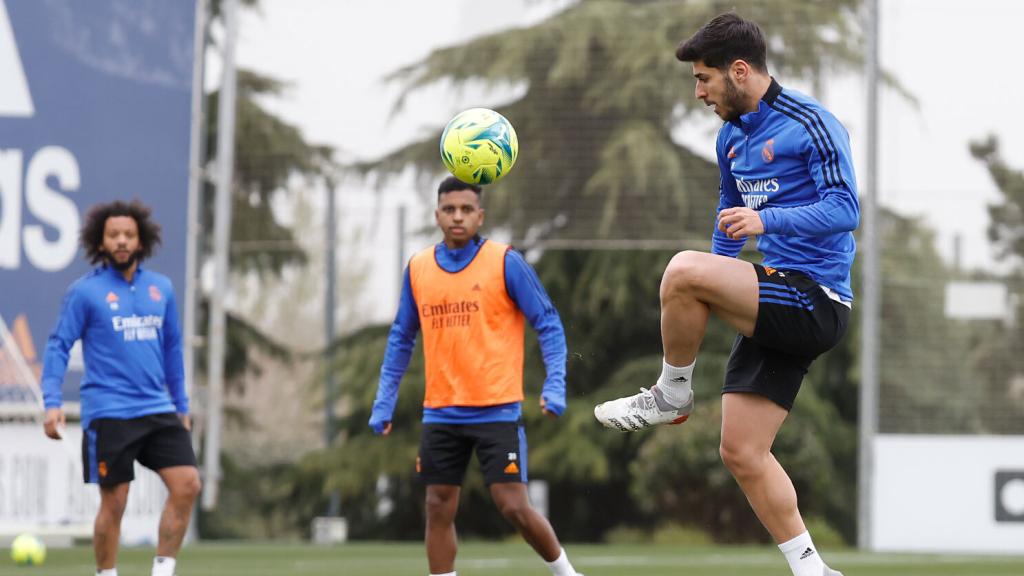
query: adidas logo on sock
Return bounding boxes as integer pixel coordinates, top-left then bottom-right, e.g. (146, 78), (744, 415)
(669, 375), (688, 382)
(799, 547), (816, 560)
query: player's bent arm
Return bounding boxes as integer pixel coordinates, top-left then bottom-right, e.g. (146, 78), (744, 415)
(505, 250), (568, 416)
(759, 184), (859, 236)
(712, 219), (748, 254)
(712, 140), (747, 257)
(370, 267), (420, 434)
(760, 115), (860, 236)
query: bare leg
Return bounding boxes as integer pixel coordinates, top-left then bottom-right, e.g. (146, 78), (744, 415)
(155, 465), (201, 558)
(720, 392), (806, 542)
(595, 251), (762, 430)
(490, 482), (561, 561)
(95, 483), (130, 570)
(425, 484), (460, 574)
(659, 251), (759, 365)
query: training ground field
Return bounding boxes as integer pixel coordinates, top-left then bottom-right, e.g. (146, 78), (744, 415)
(3, 542), (1024, 575)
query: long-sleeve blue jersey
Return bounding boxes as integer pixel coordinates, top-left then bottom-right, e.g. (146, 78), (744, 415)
(370, 236), (567, 432)
(41, 265), (187, 429)
(712, 79), (859, 301)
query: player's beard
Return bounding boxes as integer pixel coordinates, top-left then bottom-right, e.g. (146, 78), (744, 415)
(719, 75), (748, 122)
(107, 250), (141, 271)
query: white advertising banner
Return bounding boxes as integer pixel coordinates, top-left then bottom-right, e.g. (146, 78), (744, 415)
(0, 423), (166, 546)
(873, 434), (1024, 553)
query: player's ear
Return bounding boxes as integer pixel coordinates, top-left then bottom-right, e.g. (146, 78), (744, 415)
(731, 59), (750, 83)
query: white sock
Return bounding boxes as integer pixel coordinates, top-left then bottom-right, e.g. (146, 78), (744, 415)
(152, 556), (176, 576)
(656, 358), (694, 406)
(429, 572), (456, 576)
(96, 569), (118, 576)
(779, 531), (826, 576)
(544, 547), (578, 576)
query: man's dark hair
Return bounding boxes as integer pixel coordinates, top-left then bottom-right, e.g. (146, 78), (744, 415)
(675, 12), (768, 72)
(437, 176), (482, 201)
(79, 199), (162, 265)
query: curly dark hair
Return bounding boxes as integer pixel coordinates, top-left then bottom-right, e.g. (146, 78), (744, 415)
(79, 199), (163, 265)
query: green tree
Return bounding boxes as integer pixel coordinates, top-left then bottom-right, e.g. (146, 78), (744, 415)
(967, 136), (1024, 435)
(196, 0), (335, 538)
(197, 0), (334, 382)
(872, 210), (981, 433)
(197, 70), (333, 376)
(331, 0), (871, 543)
(972, 136), (1024, 266)
(369, 0), (863, 245)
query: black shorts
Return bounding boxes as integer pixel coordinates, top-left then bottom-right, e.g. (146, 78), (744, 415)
(722, 264), (850, 410)
(418, 421), (528, 486)
(82, 412), (197, 486)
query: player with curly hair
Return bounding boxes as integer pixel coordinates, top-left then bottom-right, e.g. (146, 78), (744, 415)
(42, 199), (199, 576)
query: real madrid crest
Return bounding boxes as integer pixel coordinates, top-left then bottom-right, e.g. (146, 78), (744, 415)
(761, 138), (775, 163)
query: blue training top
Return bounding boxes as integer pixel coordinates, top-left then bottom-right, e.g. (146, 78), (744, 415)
(41, 265), (187, 429)
(369, 236), (567, 432)
(712, 79), (859, 301)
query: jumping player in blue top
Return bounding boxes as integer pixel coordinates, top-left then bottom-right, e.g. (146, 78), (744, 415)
(42, 200), (200, 576)
(594, 13), (855, 576)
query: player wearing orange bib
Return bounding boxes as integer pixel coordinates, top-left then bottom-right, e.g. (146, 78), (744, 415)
(370, 177), (581, 576)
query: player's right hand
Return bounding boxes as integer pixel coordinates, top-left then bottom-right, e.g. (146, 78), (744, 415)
(43, 408), (66, 440)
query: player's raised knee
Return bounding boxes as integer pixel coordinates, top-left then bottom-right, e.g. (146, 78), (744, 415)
(662, 250), (712, 294)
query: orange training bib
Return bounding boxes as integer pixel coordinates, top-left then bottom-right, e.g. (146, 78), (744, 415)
(409, 240), (525, 408)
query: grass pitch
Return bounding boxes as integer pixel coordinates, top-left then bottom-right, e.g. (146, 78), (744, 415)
(3, 541), (1023, 575)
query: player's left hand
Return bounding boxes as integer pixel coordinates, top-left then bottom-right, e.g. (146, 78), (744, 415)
(178, 413), (192, 431)
(717, 207), (765, 239)
(540, 397), (558, 419)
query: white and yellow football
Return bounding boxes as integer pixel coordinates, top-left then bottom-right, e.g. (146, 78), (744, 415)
(11, 533), (46, 566)
(440, 108), (519, 185)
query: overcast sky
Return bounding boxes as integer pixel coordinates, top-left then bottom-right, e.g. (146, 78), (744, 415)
(232, 0), (1024, 320)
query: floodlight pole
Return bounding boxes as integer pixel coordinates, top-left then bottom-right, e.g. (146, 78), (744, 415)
(325, 175), (341, 517)
(184, 0), (208, 541)
(185, 0), (207, 445)
(202, 0), (239, 511)
(858, 0), (880, 551)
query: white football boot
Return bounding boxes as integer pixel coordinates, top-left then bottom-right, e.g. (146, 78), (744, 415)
(593, 384), (692, 431)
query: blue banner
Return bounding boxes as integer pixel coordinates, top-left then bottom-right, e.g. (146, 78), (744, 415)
(0, 0), (196, 402)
